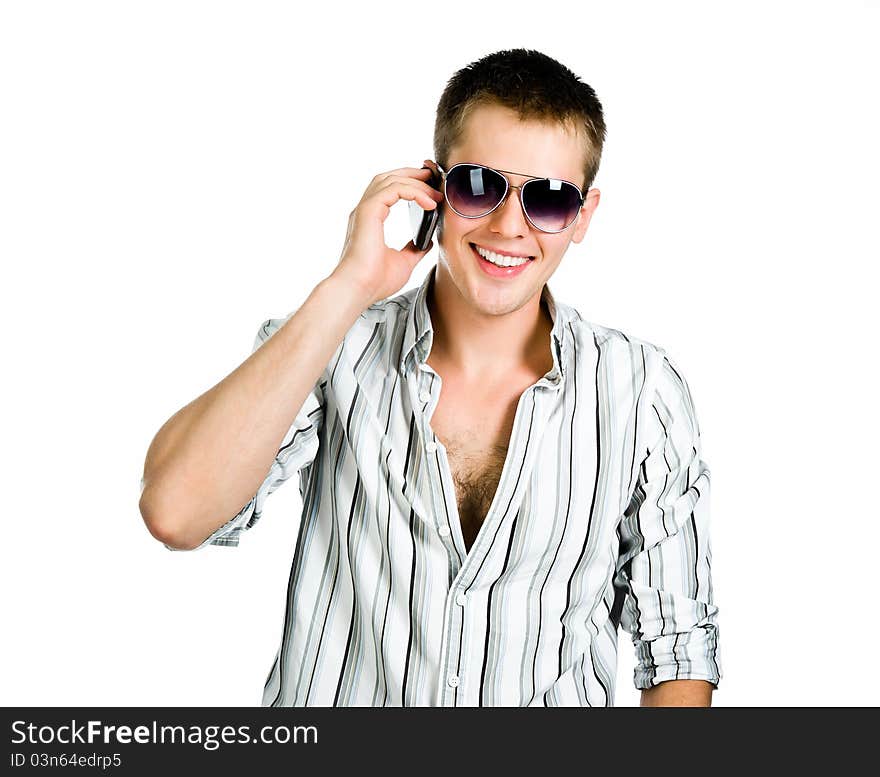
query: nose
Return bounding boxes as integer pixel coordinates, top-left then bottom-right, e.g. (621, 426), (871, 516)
(487, 185), (530, 237)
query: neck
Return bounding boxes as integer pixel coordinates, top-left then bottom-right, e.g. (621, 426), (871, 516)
(425, 263), (555, 383)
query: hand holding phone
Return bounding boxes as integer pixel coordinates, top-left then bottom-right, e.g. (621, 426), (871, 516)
(330, 162), (443, 306)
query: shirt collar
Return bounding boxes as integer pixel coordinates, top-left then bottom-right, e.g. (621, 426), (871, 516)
(398, 263), (566, 387)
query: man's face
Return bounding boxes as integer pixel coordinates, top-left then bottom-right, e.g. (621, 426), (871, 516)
(434, 101), (600, 318)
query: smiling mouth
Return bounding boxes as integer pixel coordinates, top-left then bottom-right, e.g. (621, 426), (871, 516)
(469, 243), (535, 264)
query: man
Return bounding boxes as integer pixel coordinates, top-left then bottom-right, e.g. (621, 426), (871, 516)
(139, 49), (722, 707)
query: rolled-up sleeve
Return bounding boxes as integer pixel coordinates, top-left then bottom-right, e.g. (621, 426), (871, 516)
(164, 313), (325, 551)
(614, 349), (722, 690)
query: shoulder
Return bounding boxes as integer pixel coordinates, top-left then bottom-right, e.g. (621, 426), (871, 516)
(249, 292), (407, 377)
(314, 287), (416, 370)
(365, 282), (419, 318)
(362, 291), (414, 326)
(349, 288), (414, 341)
(556, 300), (669, 364)
(273, 286), (415, 344)
(555, 300), (700, 403)
(346, 285), (419, 343)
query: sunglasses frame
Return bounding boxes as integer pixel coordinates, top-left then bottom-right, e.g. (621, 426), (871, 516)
(435, 162), (588, 234)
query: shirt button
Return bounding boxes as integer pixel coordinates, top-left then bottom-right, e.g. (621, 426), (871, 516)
(455, 592), (467, 606)
(419, 390), (430, 403)
(425, 441), (438, 453)
(438, 525), (451, 537)
(447, 674), (460, 688)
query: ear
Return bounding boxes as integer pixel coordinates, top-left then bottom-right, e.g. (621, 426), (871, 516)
(570, 188), (601, 244)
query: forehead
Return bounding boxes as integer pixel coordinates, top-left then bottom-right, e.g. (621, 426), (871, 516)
(449, 102), (585, 187)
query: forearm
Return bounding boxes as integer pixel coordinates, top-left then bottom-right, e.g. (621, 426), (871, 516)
(139, 270), (371, 549)
(640, 679), (714, 707)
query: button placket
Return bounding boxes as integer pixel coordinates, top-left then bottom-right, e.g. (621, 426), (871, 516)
(410, 360), (467, 707)
(429, 577), (466, 706)
(415, 364), (451, 544)
(434, 580), (466, 706)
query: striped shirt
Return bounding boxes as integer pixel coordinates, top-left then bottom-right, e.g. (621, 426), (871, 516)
(168, 264), (722, 706)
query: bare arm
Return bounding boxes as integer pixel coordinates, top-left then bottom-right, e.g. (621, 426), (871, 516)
(640, 679), (714, 707)
(139, 163), (443, 551)
(139, 273), (372, 550)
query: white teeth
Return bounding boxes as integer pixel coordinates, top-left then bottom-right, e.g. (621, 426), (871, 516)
(474, 245), (531, 267)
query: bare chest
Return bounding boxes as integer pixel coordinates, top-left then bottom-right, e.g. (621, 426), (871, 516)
(427, 383), (522, 553)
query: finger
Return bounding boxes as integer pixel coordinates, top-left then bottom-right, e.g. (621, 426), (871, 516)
(364, 173), (441, 207)
(374, 172), (440, 194)
(371, 182), (441, 211)
(381, 175), (443, 199)
(398, 238), (434, 262)
(375, 166), (437, 183)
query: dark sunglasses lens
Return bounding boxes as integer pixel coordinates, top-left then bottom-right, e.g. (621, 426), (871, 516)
(445, 164), (507, 216)
(522, 180), (583, 231)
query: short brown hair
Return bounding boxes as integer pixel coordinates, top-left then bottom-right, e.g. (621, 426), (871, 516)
(433, 48), (606, 191)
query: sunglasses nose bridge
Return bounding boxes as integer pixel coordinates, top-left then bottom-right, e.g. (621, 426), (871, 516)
(483, 181), (534, 235)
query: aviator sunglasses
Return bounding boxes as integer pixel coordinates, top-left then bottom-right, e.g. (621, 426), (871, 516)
(435, 162), (588, 233)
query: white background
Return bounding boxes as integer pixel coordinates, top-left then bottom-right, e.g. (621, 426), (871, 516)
(2, 1), (878, 707)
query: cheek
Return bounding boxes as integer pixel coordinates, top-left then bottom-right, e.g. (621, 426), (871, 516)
(535, 241), (571, 270)
(437, 208), (472, 246)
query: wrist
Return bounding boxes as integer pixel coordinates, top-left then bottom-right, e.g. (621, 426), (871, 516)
(320, 268), (376, 314)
